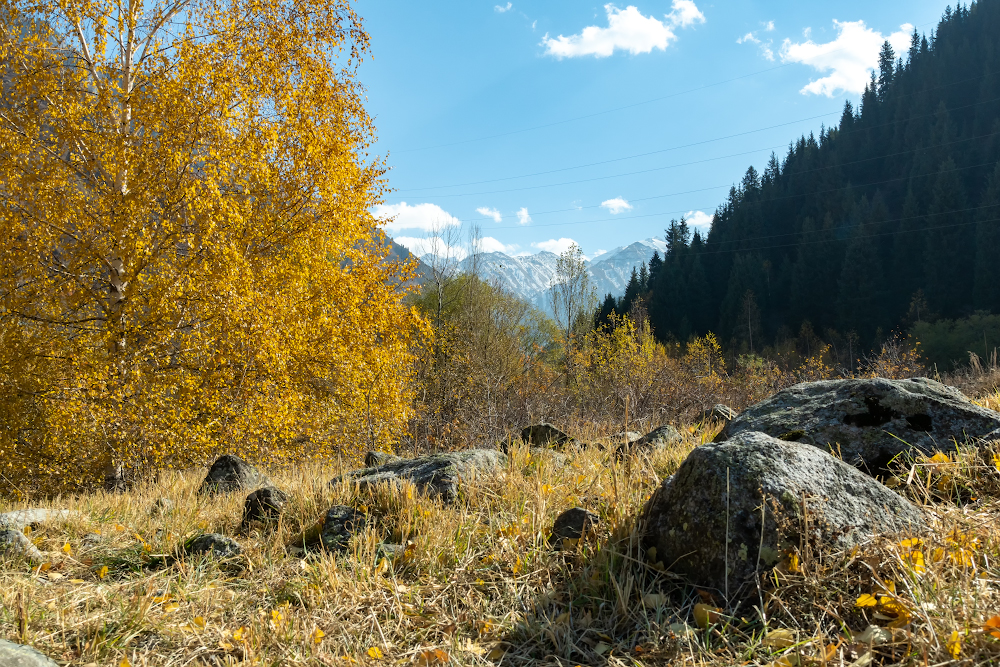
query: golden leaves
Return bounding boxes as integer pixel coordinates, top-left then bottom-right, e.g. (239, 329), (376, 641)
(366, 646), (383, 660)
(692, 603), (721, 630)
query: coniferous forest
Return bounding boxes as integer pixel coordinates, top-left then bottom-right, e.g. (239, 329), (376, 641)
(625, 2), (1000, 363)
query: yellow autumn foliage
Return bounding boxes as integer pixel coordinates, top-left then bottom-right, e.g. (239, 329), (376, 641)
(0, 0), (422, 494)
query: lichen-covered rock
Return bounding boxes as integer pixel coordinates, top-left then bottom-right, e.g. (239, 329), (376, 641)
(365, 451), (402, 467)
(184, 533), (242, 560)
(528, 447), (569, 468)
(198, 455), (270, 495)
(0, 640), (58, 667)
(716, 378), (1000, 474)
(0, 509), (81, 531)
(240, 487), (289, 531)
(0, 529), (44, 563)
(617, 425), (682, 458)
(550, 507), (599, 549)
(319, 506), (366, 551)
(331, 449), (506, 502)
(640, 431), (927, 601)
(521, 423), (572, 448)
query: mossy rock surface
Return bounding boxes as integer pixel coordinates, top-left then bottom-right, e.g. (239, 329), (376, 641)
(716, 378), (1000, 474)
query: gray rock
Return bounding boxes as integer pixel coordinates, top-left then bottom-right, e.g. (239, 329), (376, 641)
(0, 509), (81, 531)
(82, 533), (103, 547)
(376, 542), (407, 561)
(617, 425), (682, 458)
(240, 486), (288, 531)
(0, 640), (58, 667)
(700, 404), (737, 423)
(365, 451), (402, 467)
(331, 449), (506, 502)
(150, 498), (175, 515)
(319, 506), (366, 551)
(0, 529), (44, 563)
(198, 455), (270, 495)
(521, 423), (572, 448)
(184, 533), (242, 560)
(550, 508), (599, 548)
(640, 431), (927, 601)
(716, 378), (1000, 474)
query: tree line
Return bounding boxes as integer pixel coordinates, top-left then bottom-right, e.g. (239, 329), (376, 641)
(603, 1), (1000, 366)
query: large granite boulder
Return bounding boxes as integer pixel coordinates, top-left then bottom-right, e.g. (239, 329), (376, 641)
(198, 455), (270, 495)
(640, 431), (927, 602)
(0, 640), (58, 667)
(330, 449), (506, 502)
(716, 378), (1000, 474)
(0, 529), (45, 563)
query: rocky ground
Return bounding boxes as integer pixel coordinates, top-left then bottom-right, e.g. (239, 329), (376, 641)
(3, 378), (1000, 666)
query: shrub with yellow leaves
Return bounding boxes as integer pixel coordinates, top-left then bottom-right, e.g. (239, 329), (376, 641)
(0, 0), (422, 495)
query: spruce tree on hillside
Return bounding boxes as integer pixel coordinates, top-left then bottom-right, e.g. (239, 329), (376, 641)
(973, 162), (1000, 312)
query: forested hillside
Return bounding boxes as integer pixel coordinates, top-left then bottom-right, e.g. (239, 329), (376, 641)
(642, 1), (1000, 356)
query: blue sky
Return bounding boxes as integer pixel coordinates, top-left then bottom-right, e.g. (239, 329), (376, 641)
(361, 0), (951, 260)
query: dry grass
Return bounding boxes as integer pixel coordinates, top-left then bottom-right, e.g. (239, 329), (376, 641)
(4, 418), (1000, 666)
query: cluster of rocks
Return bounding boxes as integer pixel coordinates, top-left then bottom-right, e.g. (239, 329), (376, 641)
(640, 377), (1000, 602)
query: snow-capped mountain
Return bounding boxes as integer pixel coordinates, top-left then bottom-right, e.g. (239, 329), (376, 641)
(413, 238), (666, 313)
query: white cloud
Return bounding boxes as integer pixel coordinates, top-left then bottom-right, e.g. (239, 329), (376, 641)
(601, 197), (633, 214)
(666, 0), (705, 28)
(516, 207), (532, 225)
(764, 20), (775, 32)
(478, 236), (518, 254)
(685, 210), (714, 230)
(542, 1), (703, 59)
(533, 238), (579, 255)
(590, 249), (608, 259)
(476, 206), (503, 223)
(394, 236), (469, 261)
(737, 29), (774, 61)
(495, 2), (512, 12)
(780, 20), (914, 97)
(374, 202), (461, 233)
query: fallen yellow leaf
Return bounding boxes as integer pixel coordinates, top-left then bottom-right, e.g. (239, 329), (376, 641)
(855, 594), (878, 609)
(366, 646), (382, 659)
(693, 603), (721, 629)
(162, 602), (180, 613)
(62, 542), (72, 555)
(762, 628), (796, 649)
(985, 615), (1000, 639)
(97, 565), (109, 580)
(947, 630), (962, 659)
(642, 593), (667, 607)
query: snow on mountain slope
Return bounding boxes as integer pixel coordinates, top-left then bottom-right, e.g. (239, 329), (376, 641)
(409, 238), (664, 314)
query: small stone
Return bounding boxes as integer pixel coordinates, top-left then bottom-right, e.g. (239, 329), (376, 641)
(520, 423), (572, 448)
(150, 498), (175, 515)
(0, 529), (44, 563)
(82, 533), (103, 547)
(617, 425), (682, 459)
(0, 639), (59, 667)
(198, 455), (270, 495)
(318, 506), (366, 552)
(0, 509), (81, 531)
(184, 533), (242, 560)
(240, 486), (289, 531)
(550, 507), (599, 548)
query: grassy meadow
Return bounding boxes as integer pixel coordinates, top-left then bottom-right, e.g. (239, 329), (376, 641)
(5, 388), (1000, 666)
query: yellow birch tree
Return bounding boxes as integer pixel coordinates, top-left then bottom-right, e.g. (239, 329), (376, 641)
(0, 0), (421, 494)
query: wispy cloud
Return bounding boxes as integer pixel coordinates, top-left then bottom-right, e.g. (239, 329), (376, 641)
(478, 236), (518, 254)
(780, 20), (913, 96)
(374, 202), (461, 233)
(685, 210), (714, 230)
(517, 207), (532, 225)
(495, 2), (512, 13)
(533, 238), (579, 255)
(737, 22), (775, 61)
(601, 197), (633, 214)
(542, 0), (704, 59)
(476, 207), (503, 223)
